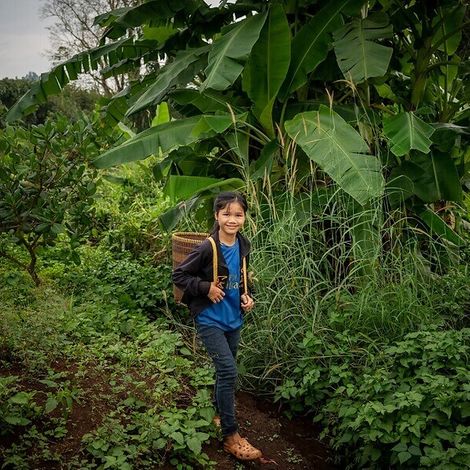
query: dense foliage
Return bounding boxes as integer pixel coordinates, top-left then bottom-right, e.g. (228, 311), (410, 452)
(6, 0), (469, 243)
(1, 0), (469, 468)
(0, 249), (214, 468)
(0, 77), (99, 128)
(0, 116), (111, 284)
(276, 328), (470, 469)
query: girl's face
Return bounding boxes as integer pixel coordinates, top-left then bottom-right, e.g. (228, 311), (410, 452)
(215, 201), (246, 238)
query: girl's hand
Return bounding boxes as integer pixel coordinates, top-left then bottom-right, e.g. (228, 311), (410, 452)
(241, 294), (254, 312)
(208, 282), (225, 303)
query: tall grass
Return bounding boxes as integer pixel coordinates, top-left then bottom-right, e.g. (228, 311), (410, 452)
(238, 173), (462, 392)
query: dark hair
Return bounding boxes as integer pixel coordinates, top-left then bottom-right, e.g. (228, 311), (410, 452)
(210, 191), (248, 234)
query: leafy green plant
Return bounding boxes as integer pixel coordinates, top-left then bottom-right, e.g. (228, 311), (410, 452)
(275, 329), (470, 469)
(82, 396), (215, 469)
(0, 116), (101, 285)
(57, 248), (179, 319)
(40, 373), (81, 421)
(0, 376), (41, 433)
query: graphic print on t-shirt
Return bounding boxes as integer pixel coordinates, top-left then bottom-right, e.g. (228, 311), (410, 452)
(226, 273), (239, 290)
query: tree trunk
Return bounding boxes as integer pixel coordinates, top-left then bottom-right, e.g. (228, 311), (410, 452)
(27, 264), (41, 287)
(22, 239), (42, 287)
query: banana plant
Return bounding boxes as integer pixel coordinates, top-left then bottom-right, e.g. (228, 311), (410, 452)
(6, 0), (468, 240)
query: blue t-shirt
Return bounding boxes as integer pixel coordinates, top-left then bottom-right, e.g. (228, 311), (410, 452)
(196, 239), (243, 331)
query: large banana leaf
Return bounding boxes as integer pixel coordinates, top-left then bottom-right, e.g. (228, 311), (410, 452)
(6, 38), (158, 122)
(126, 46), (209, 116)
(388, 151), (462, 203)
(169, 89), (240, 114)
(279, 0), (364, 99)
(164, 175), (223, 203)
(285, 105), (384, 205)
(100, 68), (169, 126)
(153, 144), (219, 183)
(383, 112), (435, 157)
(93, 114), (237, 168)
(200, 12), (267, 91)
(333, 13), (393, 83)
(242, 3), (291, 136)
(95, 0), (197, 40)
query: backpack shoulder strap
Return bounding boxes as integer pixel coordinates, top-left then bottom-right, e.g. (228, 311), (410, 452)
(242, 256), (248, 296)
(207, 236), (218, 283)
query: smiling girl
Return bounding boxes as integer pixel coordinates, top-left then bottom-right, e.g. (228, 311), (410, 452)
(172, 191), (262, 461)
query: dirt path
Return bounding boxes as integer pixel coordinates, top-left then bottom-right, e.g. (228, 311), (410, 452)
(204, 392), (334, 469)
(1, 358), (334, 469)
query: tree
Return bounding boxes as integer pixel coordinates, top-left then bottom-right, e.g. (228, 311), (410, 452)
(0, 116), (103, 285)
(8, 0), (469, 243)
(41, 0), (140, 94)
(0, 77), (51, 127)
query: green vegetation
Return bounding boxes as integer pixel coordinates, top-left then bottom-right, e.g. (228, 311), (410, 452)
(242, 186), (470, 468)
(0, 249), (216, 468)
(0, 117), (104, 285)
(1, 0), (469, 468)
(0, 77), (99, 128)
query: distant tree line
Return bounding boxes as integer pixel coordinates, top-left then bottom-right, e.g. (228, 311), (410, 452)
(0, 75), (100, 127)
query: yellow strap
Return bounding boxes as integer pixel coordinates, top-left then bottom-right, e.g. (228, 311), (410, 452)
(207, 236), (218, 283)
(242, 256), (248, 296)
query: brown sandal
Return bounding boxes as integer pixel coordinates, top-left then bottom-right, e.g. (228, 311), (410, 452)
(223, 437), (262, 461)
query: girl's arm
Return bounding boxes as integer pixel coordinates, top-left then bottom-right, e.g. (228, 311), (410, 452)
(172, 244), (211, 297)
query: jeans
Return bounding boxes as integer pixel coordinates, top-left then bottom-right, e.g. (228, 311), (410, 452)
(196, 324), (241, 437)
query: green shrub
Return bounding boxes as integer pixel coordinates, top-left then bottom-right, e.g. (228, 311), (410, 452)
(276, 328), (470, 469)
(91, 158), (171, 257)
(0, 117), (101, 285)
(428, 267), (470, 329)
(50, 247), (180, 319)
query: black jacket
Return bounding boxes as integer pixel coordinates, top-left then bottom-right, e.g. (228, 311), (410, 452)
(172, 231), (251, 317)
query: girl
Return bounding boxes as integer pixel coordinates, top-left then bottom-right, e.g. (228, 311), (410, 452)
(172, 191), (262, 461)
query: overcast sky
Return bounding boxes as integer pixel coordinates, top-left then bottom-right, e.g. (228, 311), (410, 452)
(0, 0), (223, 80)
(0, 0), (54, 79)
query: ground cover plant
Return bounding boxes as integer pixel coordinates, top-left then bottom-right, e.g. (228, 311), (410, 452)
(0, 259), (218, 469)
(0, 246), (331, 469)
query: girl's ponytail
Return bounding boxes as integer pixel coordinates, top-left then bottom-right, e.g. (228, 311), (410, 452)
(210, 221), (220, 235)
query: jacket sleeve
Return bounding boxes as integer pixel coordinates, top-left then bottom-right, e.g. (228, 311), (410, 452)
(172, 243), (211, 297)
